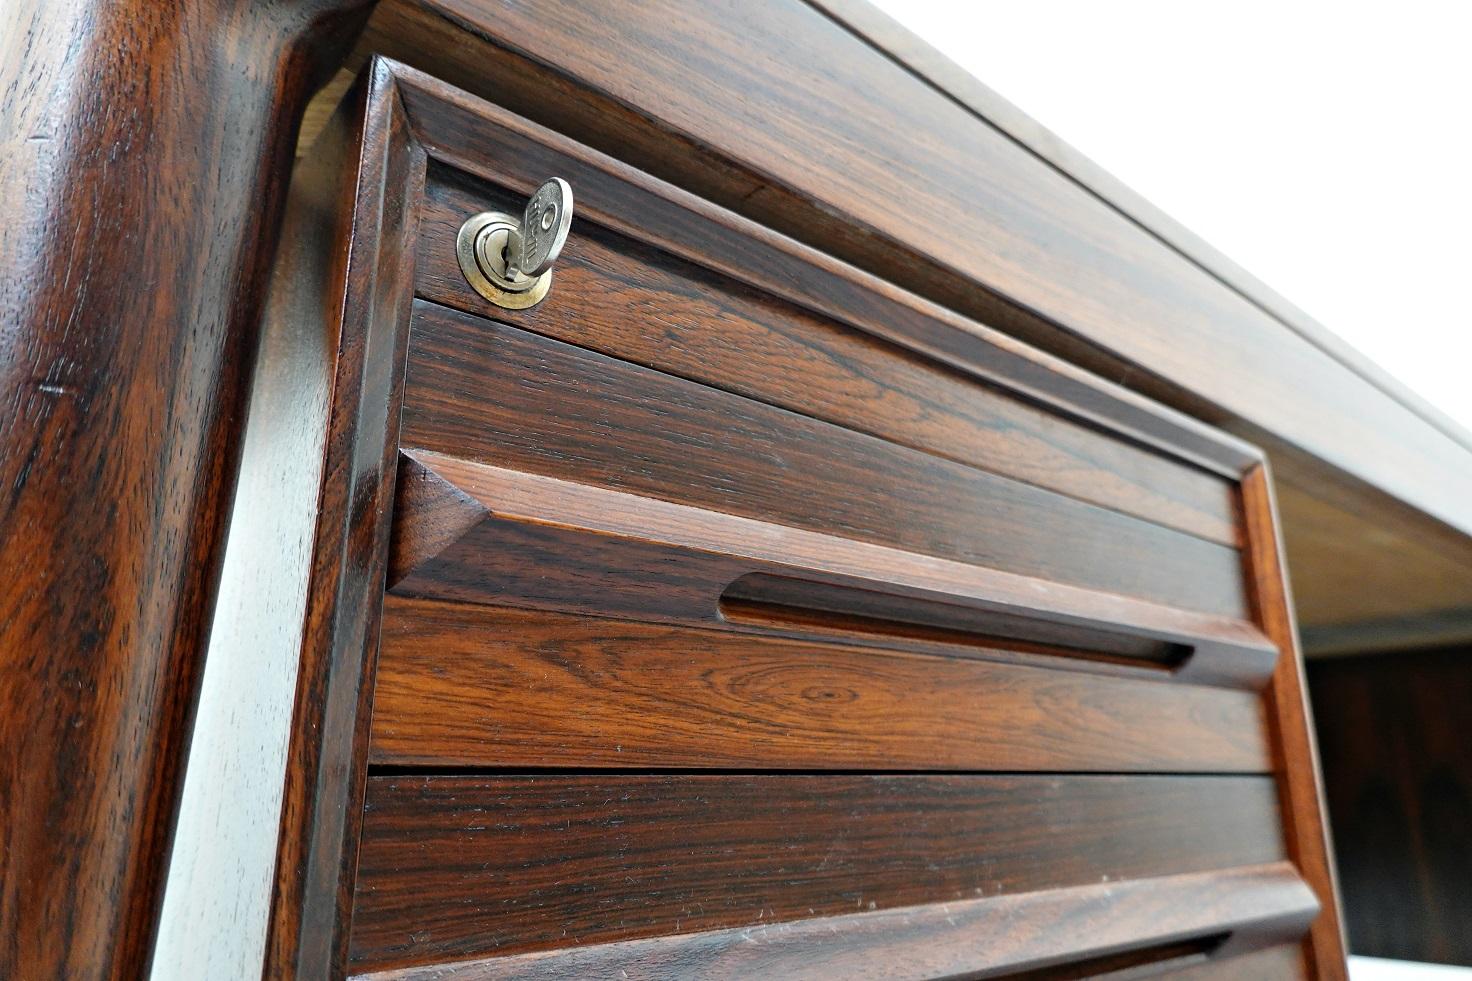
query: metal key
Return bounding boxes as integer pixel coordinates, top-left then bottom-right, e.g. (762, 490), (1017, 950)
(510, 177), (573, 278)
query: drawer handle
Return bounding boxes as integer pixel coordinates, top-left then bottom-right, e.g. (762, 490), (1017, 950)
(720, 573), (1192, 671)
(1009, 932), (1229, 978)
(391, 451), (1280, 689)
(456, 176), (573, 309)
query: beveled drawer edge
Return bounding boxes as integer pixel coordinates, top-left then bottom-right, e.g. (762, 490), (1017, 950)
(392, 448), (1277, 689)
(349, 862), (1316, 981)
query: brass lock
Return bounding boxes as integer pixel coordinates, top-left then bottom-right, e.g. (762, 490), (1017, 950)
(456, 177), (572, 309)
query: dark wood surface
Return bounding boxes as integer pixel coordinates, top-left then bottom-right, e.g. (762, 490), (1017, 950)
(2, 4), (1367, 975)
(347, 42), (1472, 652)
(358, 944), (1314, 981)
(1309, 646), (1472, 966)
(720, 573), (1193, 666)
(416, 172), (1239, 547)
(354, 0), (1472, 642)
(1242, 466), (1348, 977)
(262, 61), (424, 980)
(388, 450), (1278, 690)
(1277, 478), (1472, 631)
(371, 595), (1271, 772)
(0, 3), (367, 977)
(368, 60), (1335, 970)
(811, 0), (1472, 465)
(388, 451), (490, 583)
(350, 774), (1287, 971)
(385, 64), (1257, 479)
(246, 58), (1315, 979)
(359, 1), (1472, 595)
(360, 57), (1340, 979)
(1170, 943), (1310, 981)
(352, 864), (1315, 980)
(400, 302), (1248, 617)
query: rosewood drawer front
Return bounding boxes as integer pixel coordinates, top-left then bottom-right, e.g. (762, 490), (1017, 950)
(267, 58), (1337, 979)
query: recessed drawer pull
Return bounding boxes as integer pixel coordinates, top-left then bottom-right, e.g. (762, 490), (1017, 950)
(719, 573), (1193, 671)
(388, 449), (1280, 689)
(455, 176), (572, 308)
(1005, 931), (1229, 979)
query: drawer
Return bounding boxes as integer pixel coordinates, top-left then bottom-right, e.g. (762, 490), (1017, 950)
(350, 774), (1304, 972)
(412, 170), (1242, 550)
(263, 58), (1331, 979)
(371, 596), (1271, 772)
(394, 303), (1249, 618)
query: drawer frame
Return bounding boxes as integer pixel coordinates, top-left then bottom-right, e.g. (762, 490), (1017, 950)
(231, 57), (1342, 977)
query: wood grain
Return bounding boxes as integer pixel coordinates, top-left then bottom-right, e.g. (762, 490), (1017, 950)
(264, 61), (425, 980)
(401, 302), (1249, 617)
(388, 452), (489, 585)
(349, 774), (1288, 971)
(1309, 646), (1472, 966)
(370, 595), (1271, 772)
(415, 171), (1239, 547)
(1241, 464), (1348, 977)
(390, 450), (1278, 690)
(384, 62), (1257, 479)
(0, 10), (1364, 975)
(811, 0), (1472, 470)
(350, 863), (1316, 980)
(1277, 476), (1472, 631)
(151, 46), (373, 981)
(0, 3), (367, 977)
(359, 0), (1472, 553)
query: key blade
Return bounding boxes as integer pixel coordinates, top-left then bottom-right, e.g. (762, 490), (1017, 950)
(518, 177), (573, 277)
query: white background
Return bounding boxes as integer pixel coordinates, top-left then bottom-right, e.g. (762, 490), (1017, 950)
(868, 0), (1472, 432)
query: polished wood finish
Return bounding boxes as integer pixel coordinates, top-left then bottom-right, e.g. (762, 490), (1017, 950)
(416, 173), (1239, 546)
(388, 451), (489, 583)
(385, 65), (1256, 478)
(152, 39), (378, 979)
(350, 774), (1288, 971)
(0, 3), (367, 977)
(5, 0), (1369, 973)
(371, 595), (1271, 772)
(811, 0), (1472, 466)
(1278, 478), (1472, 632)
(388, 450), (1276, 690)
(353, 864), (1316, 980)
(353, 0), (1472, 643)
(720, 573), (1193, 666)
(1242, 466), (1348, 978)
(401, 302), (1248, 616)
(264, 61), (423, 980)
(0, 39), (1313, 975)
(1309, 646), (1472, 966)
(809, 0), (1472, 651)
(283, 59), (1339, 975)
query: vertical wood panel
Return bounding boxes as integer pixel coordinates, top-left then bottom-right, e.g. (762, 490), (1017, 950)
(0, 4), (366, 977)
(264, 61), (425, 980)
(153, 55), (361, 981)
(1310, 646), (1472, 965)
(1242, 465), (1349, 977)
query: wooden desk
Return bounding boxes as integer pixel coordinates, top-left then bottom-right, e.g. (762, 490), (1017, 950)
(10, 2), (1461, 977)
